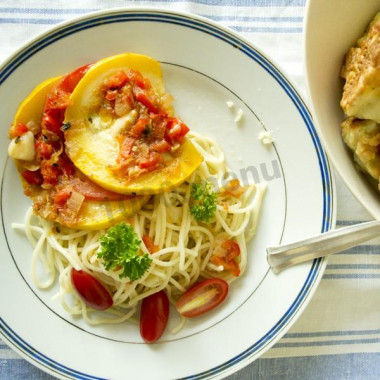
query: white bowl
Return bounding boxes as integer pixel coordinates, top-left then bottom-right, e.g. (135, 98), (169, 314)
(304, 0), (380, 219)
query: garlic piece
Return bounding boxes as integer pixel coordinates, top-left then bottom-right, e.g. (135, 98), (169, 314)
(8, 131), (36, 161)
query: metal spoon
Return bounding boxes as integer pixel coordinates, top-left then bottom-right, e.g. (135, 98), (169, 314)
(267, 219), (380, 273)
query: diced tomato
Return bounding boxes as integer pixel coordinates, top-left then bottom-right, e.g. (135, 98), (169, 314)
(166, 118), (189, 144)
(58, 153), (75, 178)
(21, 170), (43, 186)
(151, 139), (170, 153)
(11, 123), (29, 138)
(127, 69), (149, 89)
(105, 89), (118, 101)
(142, 235), (159, 254)
(133, 87), (159, 114)
(130, 118), (149, 138)
(175, 278), (229, 318)
(150, 113), (167, 140)
(139, 152), (161, 169)
(54, 187), (72, 208)
(118, 136), (136, 159)
(44, 87), (70, 110)
(223, 240), (241, 261)
(210, 256), (240, 277)
(35, 140), (54, 160)
(103, 70), (128, 90)
(59, 63), (92, 93)
(40, 162), (60, 186)
(210, 240), (241, 277)
(41, 110), (63, 137)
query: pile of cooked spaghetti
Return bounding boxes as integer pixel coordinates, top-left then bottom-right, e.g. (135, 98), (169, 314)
(13, 131), (266, 329)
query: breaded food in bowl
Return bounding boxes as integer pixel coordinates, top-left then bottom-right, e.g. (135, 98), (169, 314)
(340, 12), (380, 193)
(304, 0), (380, 218)
(340, 13), (380, 123)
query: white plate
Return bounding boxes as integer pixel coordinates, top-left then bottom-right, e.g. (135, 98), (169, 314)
(0, 8), (335, 379)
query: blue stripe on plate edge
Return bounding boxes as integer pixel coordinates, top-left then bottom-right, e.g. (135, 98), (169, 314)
(0, 10), (333, 380)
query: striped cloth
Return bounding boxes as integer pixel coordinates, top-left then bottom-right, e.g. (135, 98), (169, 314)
(0, 1), (379, 379)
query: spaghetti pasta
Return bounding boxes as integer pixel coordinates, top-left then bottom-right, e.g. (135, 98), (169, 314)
(13, 132), (266, 329)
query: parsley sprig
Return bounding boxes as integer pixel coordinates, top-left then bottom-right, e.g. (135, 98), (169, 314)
(97, 223), (151, 281)
(190, 181), (217, 222)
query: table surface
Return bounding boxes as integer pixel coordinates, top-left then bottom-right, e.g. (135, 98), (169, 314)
(0, 1), (379, 379)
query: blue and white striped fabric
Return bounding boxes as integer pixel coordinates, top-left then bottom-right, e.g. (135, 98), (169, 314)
(1, 1), (379, 379)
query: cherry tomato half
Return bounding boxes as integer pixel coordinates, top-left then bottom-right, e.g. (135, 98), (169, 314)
(71, 269), (113, 310)
(140, 290), (169, 343)
(175, 278), (229, 318)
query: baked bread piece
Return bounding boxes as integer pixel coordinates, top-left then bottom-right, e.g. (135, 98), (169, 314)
(341, 116), (380, 189)
(340, 12), (380, 123)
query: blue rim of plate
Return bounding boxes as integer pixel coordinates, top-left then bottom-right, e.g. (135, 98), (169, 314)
(0, 9), (334, 380)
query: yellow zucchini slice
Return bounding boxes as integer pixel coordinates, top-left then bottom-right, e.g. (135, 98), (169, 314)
(64, 53), (202, 195)
(12, 75), (148, 230)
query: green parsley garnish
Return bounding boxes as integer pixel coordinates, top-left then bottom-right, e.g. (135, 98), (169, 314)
(97, 223), (151, 281)
(190, 181), (217, 222)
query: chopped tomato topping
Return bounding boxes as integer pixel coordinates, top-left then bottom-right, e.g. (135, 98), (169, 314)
(58, 153), (75, 178)
(151, 139), (170, 153)
(166, 118), (189, 144)
(118, 136), (136, 159)
(54, 187), (72, 208)
(142, 235), (159, 254)
(127, 69), (149, 89)
(210, 240), (241, 277)
(58, 63), (92, 93)
(41, 110), (63, 137)
(45, 87), (71, 110)
(133, 87), (159, 114)
(105, 89), (118, 101)
(35, 140), (54, 160)
(11, 123), (29, 138)
(21, 170), (43, 186)
(139, 152), (162, 169)
(40, 161), (60, 186)
(103, 70), (128, 90)
(130, 118), (150, 138)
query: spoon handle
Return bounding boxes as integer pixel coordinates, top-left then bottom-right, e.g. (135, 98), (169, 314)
(267, 219), (380, 273)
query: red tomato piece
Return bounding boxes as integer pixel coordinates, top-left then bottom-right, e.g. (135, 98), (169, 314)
(41, 110), (63, 137)
(103, 70), (128, 90)
(166, 118), (189, 144)
(129, 118), (149, 138)
(140, 290), (169, 343)
(210, 240), (241, 277)
(45, 87), (71, 110)
(21, 170), (43, 186)
(127, 69), (148, 89)
(40, 161), (60, 186)
(175, 278), (229, 318)
(54, 187), (72, 208)
(35, 140), (54, 160)
(11, 123), (29, 138)
(139, 152), (161, 169)
(59, 63), (92, 93)
(151, 139), (170, 153)
(71, 269), (113, 310)
(142, 235), (159, 254)
(118, 136), (136, 159)
(58, 153), (76, 178)
(133, 87), (159, 114)
(210, 256), (240, 277)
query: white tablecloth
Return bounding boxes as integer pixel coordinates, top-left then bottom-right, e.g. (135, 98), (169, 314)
(0, 1), (379, 379)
